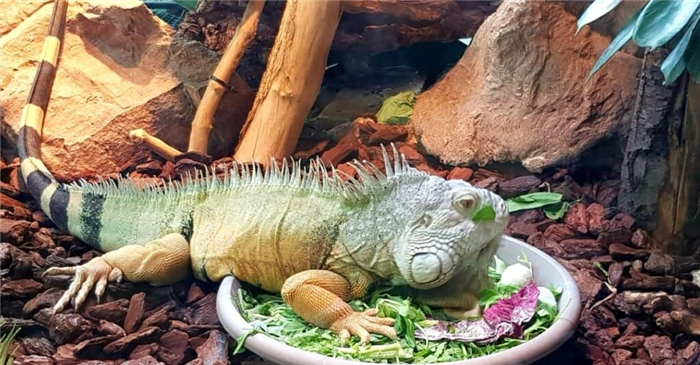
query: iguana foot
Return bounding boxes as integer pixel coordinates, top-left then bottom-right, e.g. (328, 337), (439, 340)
(331, 308), (397, 345)
(44, 257), (123, 313)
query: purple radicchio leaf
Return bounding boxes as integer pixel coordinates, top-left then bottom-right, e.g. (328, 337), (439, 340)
(415, 281), (538, 344)
(483, 281), (539, 326)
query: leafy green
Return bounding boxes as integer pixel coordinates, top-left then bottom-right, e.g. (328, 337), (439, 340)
(632, 0), (700, 49)
(593, 262), (609, 278)
(577, 0), (623, 33)
(505, 192), (563, 213)
(0, 319), (20, 365)
(376, 91), (416, 125)
(542, 201), (570, 220)
(234, 258), (560, 363)
(660, 13), (700, 84)
(588, 9), (642, 80)
(172, 0), (198, 11)
(472, 205), (496, 222)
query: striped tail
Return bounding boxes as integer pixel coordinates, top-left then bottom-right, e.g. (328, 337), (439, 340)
(18, 0), (70, 230)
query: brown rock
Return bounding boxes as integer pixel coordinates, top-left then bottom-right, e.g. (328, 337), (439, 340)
(644, 253), (675, 276)
(135, 160), (164, 175)
(0, 193), (32, 219)
(565, 203), (589, 234)
(140, 302), (176, 330)
(2, 1), (249, 178)
(543, 224), (576, 242)
(193, 330), (229, 365)
(412, 0), (639, 172)
(680, 341), (700, 364)
(293, 139), (329, 160)
(619, 360), (652, 365)
(122, 356), (164, 365)
(611, 349), (632, 364)
(104, 326), (163, 354)
(527, 233), (567, 257)
(49, 313), (93, 345)
(73, 335), (119, 358)
(598, 227), (633, 245)
(84, 299), (130, 324)
(19, 337), (55, 357)
(0, 219), (31, 244)
(609, 244), (650, 261)
(497, 176), (541, 199)
(52, 344), (80, 365)
(608, 262), (624, 287)
(1, 279), (43, 299)
(366, 124), (408, 145)
(186, 283), (206, 305)
(180, 294), (219, 326)
(397, 144), (425, 166)
(615, 335), (645, 351)
(643, 335), (679, 364)
(620, 272), (676, 293)
(14, 355), (55, 365)
(447, 167), (473, 181)
(560, 239), (607, 260)
(630, 229), (656, 249)
(415, 163), (449, 179)
(23, 288), (65, 316)
(97, 320), (126, 338)
(320, 130), (360, 167)
(160, 329), (189, 360)
(130, 343), (160, 360)
(587, 203), (607, 235)
(124, 292), (147, 334)
(603, 327), (620, 340)
(573, 269), (603, 303)
(472, 176), (498, 191)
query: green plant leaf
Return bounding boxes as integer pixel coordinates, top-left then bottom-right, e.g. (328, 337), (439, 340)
(588, 9), (642, 80)
(542, 201), (570, 220)
(173, 0), (198, 11)
(472, 205), (496, 222)
(376, 91), (416, 125)
(633, 0), (700, 49)
(577, 0), (623, 33)
(660, 13), (700, 85)
(506, 192), (563, 213)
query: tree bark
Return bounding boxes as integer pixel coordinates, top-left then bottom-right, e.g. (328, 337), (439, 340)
(233, 0), (343, 164)
(187, 0), (266, 154)
(655, 79), (700, 255)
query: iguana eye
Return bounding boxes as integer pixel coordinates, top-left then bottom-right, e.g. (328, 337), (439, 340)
(416, 214), (432, 227)
(453, 194), (478, 216)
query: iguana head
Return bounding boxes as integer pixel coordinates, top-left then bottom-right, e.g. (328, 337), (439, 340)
(394, 177), (509, 290)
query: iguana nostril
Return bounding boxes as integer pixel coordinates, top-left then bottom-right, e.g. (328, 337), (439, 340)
(410, 253), (441, 284)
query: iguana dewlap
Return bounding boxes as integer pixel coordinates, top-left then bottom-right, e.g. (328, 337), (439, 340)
(19, 0), (509, 344)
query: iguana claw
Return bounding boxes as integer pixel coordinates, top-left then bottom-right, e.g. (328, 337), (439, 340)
(44, 257), (123, 314)
(331, 308), (397, 345)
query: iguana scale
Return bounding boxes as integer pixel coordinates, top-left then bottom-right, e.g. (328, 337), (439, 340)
(19, 0), (509, 344)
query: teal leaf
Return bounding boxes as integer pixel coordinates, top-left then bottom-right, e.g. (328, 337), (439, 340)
(376, 91), (416, 125)
(472, 205), (496, 222)
(577, 0), (623, 33)
(505, 192), (563, 213)
(661, 13), (700, 85)
(588, 9), (642, 80)
(633, 0), (700, 49)
(173, 0), (198, 11)
(688, 34), (700, 83)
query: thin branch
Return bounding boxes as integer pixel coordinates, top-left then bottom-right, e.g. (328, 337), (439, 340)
(129, 129), (182, 160)
(187, 0), (266, 154)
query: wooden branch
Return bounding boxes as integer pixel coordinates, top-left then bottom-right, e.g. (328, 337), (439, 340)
(233, 0), (343, 164)
(187, 0), (266, 154)
(129, 129), (182, 160)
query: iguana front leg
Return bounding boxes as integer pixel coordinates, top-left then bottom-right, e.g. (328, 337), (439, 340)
(44, 233), (191, 313)
(281, 270), (397, 344)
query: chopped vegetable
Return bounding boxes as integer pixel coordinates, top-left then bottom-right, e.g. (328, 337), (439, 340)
(234, 256), (560, 363)
(375, 91), (416, 125)
(499, 263), (532, 287)
(505, 192), (563, 213)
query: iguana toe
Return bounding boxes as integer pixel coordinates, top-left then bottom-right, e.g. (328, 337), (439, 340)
(46, 257), (123, 314)
(331, 309), (397, 345)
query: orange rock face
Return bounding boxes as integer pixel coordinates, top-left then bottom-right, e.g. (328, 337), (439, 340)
(1, 0), (252, 179)
(411, 0), (641, 173)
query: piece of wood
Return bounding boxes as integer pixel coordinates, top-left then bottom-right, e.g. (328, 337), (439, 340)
(129, 129), (182, 161)
(655, 79), (700, 255)
(233, 0), (343, 164)
(187, 0), (266, 154)
(618, 49), (676, 231)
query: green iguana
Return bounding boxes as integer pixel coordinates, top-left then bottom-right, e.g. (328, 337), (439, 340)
(19, 0), (509, 344)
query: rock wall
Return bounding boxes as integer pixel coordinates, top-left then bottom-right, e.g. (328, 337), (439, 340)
(1, 0), (252, 179)
(411, 0), (642, 173)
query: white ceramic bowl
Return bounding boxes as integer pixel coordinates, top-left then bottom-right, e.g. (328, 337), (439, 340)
(216, 235), (581, 365)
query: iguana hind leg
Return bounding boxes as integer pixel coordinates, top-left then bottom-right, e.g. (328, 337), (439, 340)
(44, 233), (191, 313)
(281, 270), (396, 344)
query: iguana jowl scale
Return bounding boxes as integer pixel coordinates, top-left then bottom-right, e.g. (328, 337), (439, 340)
(19, 0), (510, 344)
